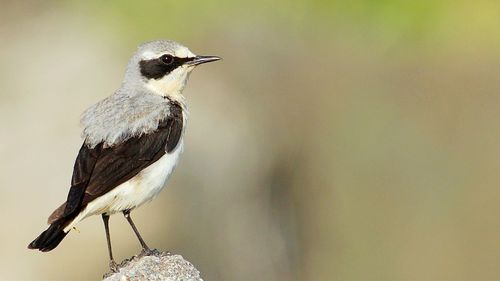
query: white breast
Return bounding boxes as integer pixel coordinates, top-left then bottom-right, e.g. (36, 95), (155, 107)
(64, 142), (183, 232)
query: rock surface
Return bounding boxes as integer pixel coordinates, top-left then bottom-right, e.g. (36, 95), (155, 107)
(103, 250), (203, 281)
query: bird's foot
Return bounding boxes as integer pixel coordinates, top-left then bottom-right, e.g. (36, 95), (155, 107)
(109, 260), (119, 273)
(139, 247), (157, 257)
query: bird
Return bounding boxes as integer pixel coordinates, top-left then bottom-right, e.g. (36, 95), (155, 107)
(28, 39), (220, 271)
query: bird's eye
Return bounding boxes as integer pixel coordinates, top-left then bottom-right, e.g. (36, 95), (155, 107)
(160, 54), (174, 65)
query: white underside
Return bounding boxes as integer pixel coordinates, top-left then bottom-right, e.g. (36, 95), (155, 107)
(64, 142), (183, 232)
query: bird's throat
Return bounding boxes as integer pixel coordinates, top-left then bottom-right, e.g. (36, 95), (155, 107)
(145, 66), (192, 105)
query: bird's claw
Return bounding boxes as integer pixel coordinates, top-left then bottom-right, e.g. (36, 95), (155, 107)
(139, 247), (155, 257)
(109, 260), (119, 272)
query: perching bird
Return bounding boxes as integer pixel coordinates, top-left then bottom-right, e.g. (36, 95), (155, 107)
(28, 39), (220, 271)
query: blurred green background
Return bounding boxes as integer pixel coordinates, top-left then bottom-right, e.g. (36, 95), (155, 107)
(1, 0), (499, 280)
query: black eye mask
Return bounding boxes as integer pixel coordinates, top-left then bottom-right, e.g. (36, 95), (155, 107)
(139, 56), (195, 80)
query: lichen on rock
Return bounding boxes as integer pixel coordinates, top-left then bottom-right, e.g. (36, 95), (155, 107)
(103, 250), (203, 281)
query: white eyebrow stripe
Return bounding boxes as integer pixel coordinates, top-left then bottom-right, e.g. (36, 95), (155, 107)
(174, 47), (196, 58)
(141, 47), (196, 61)
(141, 50), (158, 60)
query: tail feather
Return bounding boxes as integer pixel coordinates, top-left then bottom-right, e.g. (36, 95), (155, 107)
(28, 220), (69, 252)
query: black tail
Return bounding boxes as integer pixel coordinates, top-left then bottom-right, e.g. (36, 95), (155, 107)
(28, 220), (69, 252)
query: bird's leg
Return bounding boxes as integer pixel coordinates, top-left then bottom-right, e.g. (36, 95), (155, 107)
(102, 214), (118, 272)
(123, 210), (152, 255)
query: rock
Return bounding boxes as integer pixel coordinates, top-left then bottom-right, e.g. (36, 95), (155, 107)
(103, 250), (203, 281)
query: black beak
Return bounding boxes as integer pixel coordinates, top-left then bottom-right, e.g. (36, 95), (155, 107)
(187, 55), (222, 66)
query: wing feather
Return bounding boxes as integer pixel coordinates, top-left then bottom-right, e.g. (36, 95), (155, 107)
(48, 101), (183, 223)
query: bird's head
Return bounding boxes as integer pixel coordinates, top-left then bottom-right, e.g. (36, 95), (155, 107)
(123, 40), (220, 98)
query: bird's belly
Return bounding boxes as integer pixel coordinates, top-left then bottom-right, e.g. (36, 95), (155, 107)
(88, 142), (183, 216)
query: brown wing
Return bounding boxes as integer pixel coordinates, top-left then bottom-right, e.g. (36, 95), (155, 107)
(48, 101), (183, 224)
